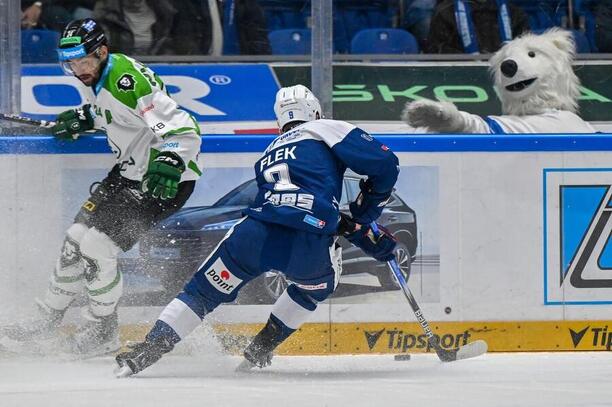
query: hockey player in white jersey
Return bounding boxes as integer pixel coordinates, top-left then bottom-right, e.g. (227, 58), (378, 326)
(2, 19), (202, 356)
(113, 85), (400, 376)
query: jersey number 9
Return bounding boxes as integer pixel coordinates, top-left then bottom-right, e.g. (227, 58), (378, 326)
(263, 163), (299, 192)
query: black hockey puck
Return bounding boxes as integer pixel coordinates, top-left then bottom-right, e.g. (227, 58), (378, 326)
(394, 354), (411, 361)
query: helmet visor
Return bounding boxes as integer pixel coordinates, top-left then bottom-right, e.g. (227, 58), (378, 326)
(57, 46), (102, 76)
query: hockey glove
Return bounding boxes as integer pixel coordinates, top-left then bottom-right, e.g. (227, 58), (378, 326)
(52, 105), (94, 140)
(337, 212), (358, 236)
(349, 178), (392, 225)
(141, 152), (185, 200)
(345, 222), (397, 262)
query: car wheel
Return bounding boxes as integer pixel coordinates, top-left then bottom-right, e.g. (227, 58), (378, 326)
(376, 241), (412, 289)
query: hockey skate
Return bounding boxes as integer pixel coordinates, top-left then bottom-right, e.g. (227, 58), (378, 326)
(1, 299), (65, 342)
(236, 346), (273, 372)
(114, 336), (175, 377)
(68, 309), (120, 357)
(236, 317), (288, 372)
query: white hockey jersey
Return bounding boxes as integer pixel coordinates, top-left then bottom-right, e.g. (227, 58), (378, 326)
(459, 109), (596, 134)
(82, 53), (202, 182)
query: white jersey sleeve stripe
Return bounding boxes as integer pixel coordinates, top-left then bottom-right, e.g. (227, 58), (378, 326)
(301, 119), (357, 147)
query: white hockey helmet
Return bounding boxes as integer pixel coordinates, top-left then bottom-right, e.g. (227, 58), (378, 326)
(274, 85), (322, 131)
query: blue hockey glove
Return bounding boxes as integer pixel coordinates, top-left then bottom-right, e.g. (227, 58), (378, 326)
(349, 178), (392, 225)
(52, 105), (94, 140)
(345, 222), (397, 262)
(337, 212), (358, 236)
(141, 152), (185, 200)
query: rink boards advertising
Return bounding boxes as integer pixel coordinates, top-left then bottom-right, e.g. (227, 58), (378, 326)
(2, 138), (612, 353)
(18, 62), (612, 128)
(3, 62), (612, 354)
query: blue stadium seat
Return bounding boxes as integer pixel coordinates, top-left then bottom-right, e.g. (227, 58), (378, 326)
(573, 0), (598, 13)
(571, 29), (591, 53)
(526, 10), (555, 31)
(350, 28), (419, 54)
(259, 0), (309, 31)
(573, 0), (598, 52)
(513, 0), (564, 30)
(531, 27), (591, 53)
(260, 0), (400, 54)
(580, 11), (598, 52)
(222, 0), (240, 55)
(268, 29), (311, 54)
(334, 0), (399, 53)
(21, 29), (60, 63)
(260, 1), (345, 53)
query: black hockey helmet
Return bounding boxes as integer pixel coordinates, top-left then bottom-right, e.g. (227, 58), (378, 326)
(57, 18), (107, 63)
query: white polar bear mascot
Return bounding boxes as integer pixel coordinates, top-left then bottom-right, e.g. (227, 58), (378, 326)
(403, 28), (595, 134)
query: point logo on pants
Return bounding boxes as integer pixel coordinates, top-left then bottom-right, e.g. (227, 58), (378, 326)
(204, 258), (242, 294)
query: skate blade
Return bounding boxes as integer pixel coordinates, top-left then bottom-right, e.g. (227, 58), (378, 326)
(0, 334), (62, 356)
(235, 358), (257, 372)
(68, 336), (121, 359)
(114, 364), (134, 378)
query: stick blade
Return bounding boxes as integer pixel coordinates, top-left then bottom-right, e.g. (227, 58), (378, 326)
(438, 340), (489, 362)
(235, 358), (257, 373)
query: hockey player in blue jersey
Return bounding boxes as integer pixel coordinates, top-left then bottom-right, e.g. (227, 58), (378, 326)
(114, 85), (400, 376)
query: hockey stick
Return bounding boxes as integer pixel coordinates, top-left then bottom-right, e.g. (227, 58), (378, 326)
(0, 113), (55, 128)
(0, 113), (101, 137)
(370, 222), (487, 362)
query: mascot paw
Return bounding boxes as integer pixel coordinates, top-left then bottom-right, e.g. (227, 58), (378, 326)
(402, 100), (463, 132)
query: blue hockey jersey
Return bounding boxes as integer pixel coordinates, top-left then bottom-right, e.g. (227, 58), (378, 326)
(245, 119), (399, 235)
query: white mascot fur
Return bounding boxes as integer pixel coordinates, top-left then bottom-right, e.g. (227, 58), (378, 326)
(403, 28), (595, 134)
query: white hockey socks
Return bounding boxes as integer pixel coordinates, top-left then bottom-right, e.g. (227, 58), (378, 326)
(44, 223), (89, 311)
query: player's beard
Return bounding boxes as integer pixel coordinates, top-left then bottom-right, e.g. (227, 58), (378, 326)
(77, 72), (98, 86)
(75, 56), (107, 87)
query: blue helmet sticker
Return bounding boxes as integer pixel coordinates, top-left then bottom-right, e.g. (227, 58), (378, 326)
(82, 20), (96, 32)
(57, 45), (87, 61)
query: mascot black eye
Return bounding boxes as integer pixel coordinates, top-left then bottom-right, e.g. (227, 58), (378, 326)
(528, 51), (536, 58)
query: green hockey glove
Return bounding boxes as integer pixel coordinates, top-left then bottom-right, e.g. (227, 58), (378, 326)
(52, 105), (94, 140)
(141, 152), (185, 200)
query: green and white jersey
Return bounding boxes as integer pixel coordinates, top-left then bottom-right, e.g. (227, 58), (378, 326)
(83, 53), (202, 182)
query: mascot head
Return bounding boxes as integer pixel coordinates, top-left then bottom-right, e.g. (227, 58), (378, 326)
(489, 28), (580, 116)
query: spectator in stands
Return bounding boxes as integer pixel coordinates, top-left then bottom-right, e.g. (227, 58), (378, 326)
(231, 0), (271, 54)
(426, 0), (530, 54)
(403, 0), (436, 50)
(93, 0), (270, 56)
(172, 0), (223, 55)
(22, 0), (94, 32)
(594, 0), (612, 52)
(93, 0), (214, 55)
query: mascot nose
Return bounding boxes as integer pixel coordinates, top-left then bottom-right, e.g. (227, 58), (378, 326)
(500, 59), (518, 78)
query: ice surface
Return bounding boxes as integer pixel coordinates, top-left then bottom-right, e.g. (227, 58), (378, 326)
(1, 352), (610, 407)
